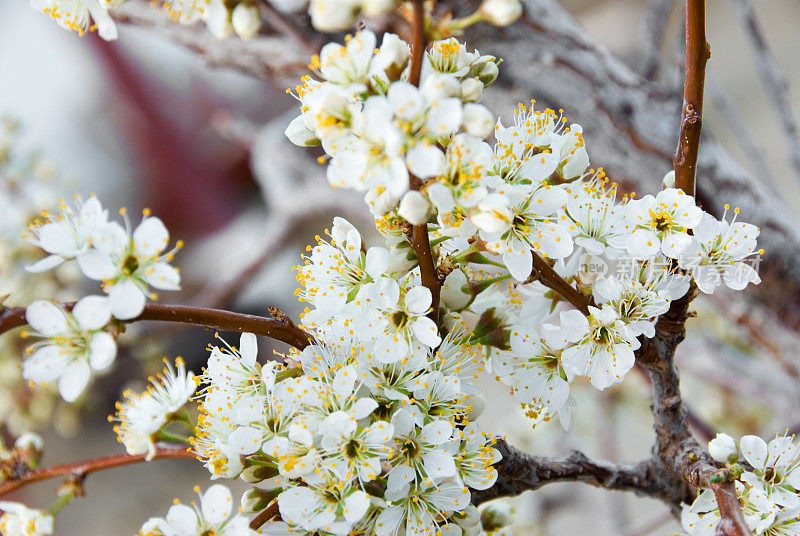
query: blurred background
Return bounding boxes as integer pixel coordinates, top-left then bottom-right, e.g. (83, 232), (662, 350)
(1, 0), (799, 534)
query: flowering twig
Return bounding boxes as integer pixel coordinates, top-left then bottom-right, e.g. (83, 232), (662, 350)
(0, 444), (193, 497)
(405, 0), (442, 322)
(672, 0), (709, 196)
(0, 302), (312, 349)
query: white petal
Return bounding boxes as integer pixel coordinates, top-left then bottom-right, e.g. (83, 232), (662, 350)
(145, 263), (181, 291)
(411, 317), (441, 347)
(407, 144), (446, 179)
(134, 217), (170, 257)
(76, 250), (116, 281)
(239, 332), (258, 366)
(26, 255), (65, 273)
(22, 346), (67, 383)
(201, 484), (233, 525)
(166, 504), (199, 536)
(89, 332), (117, 370)
(740, 435), (768, 472)
(229, 427), (263, 455)
(58, 360), (91, 402)
(108, 280), (147, 320)
(72, 295), (112, 331)
(405, 286), (432, 314)
(26, 301), (68, 336)
(503, 249), (532, 281)
(365, 247), (391, 278)
(343, 491), (370, 523)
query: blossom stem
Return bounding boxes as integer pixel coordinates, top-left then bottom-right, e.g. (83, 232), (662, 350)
(528, 252), (591, 315)
(407, 0), (426, 87)
(0, 302), (313, 349)
(673, 0), (709, 196)
(249, 501), (280, 530)
(0, 444), (194, 497)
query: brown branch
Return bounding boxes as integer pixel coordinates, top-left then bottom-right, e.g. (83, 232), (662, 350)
(672, 0), (709, 196)
(729, 0), (800, 185)
(407, 0), (426, 87)
(249, 501), (280, 530)
(527, 251), (591, 315)
(0, 444), (194, 497)
(404, 0), (441, 322)
(472, 440), (677, 506)
(0, 302), (313, 349)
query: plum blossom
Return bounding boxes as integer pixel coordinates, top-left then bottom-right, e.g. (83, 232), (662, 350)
(22, 296), (116, 402)
(77, 211), (181, 320)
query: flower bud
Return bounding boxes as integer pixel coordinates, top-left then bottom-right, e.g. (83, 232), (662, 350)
(708, 433), (738, 464)
(206, 0), (234, 39)
(398, 191), (431, 225)
(477, 61), (499, 86)
(241, 487), (272, 514)
(480, 0), (523, 27)
(441, 270), (471, 310)
(481, 501), (514, 531)
(240, 463), (279, 483)
(462, 103), (494, 139)
(309, 0), (360, 32)
(14, 432), (44, 452)
(232, 2), (262, 41)
(362, 0), (398, 16)
(460, 78), (484, 103)
(662, 170), (676, 189)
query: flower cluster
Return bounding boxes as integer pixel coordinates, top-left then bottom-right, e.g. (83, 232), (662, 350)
(140, 484), (254, 536)
(0, 501), (54, 536)
(29, 0), (306, 42)
(285, 30), (763, 426)
(192, 327), (499, 536)
(682, 433), (800, 536)
(112, 358), (196, 460)
(0, 117), (85, 433)
(27, 196), (182, 320)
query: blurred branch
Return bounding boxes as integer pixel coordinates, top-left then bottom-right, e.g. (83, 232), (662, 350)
(0, 443), (193, 497)
(706, 72), (779, 194)
(637, 0), (677, 80)
(729, 0), (800, 185)
(110, 0), (308, 85)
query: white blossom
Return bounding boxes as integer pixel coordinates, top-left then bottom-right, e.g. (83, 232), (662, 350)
(22, 296), (116, 402)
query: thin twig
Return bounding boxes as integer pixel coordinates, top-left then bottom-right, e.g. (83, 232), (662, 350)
(673, 0), (709, 196)
(729, 0), (800, 185)
(0, 302), (313, 349)
(0, 444), (194, 496)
